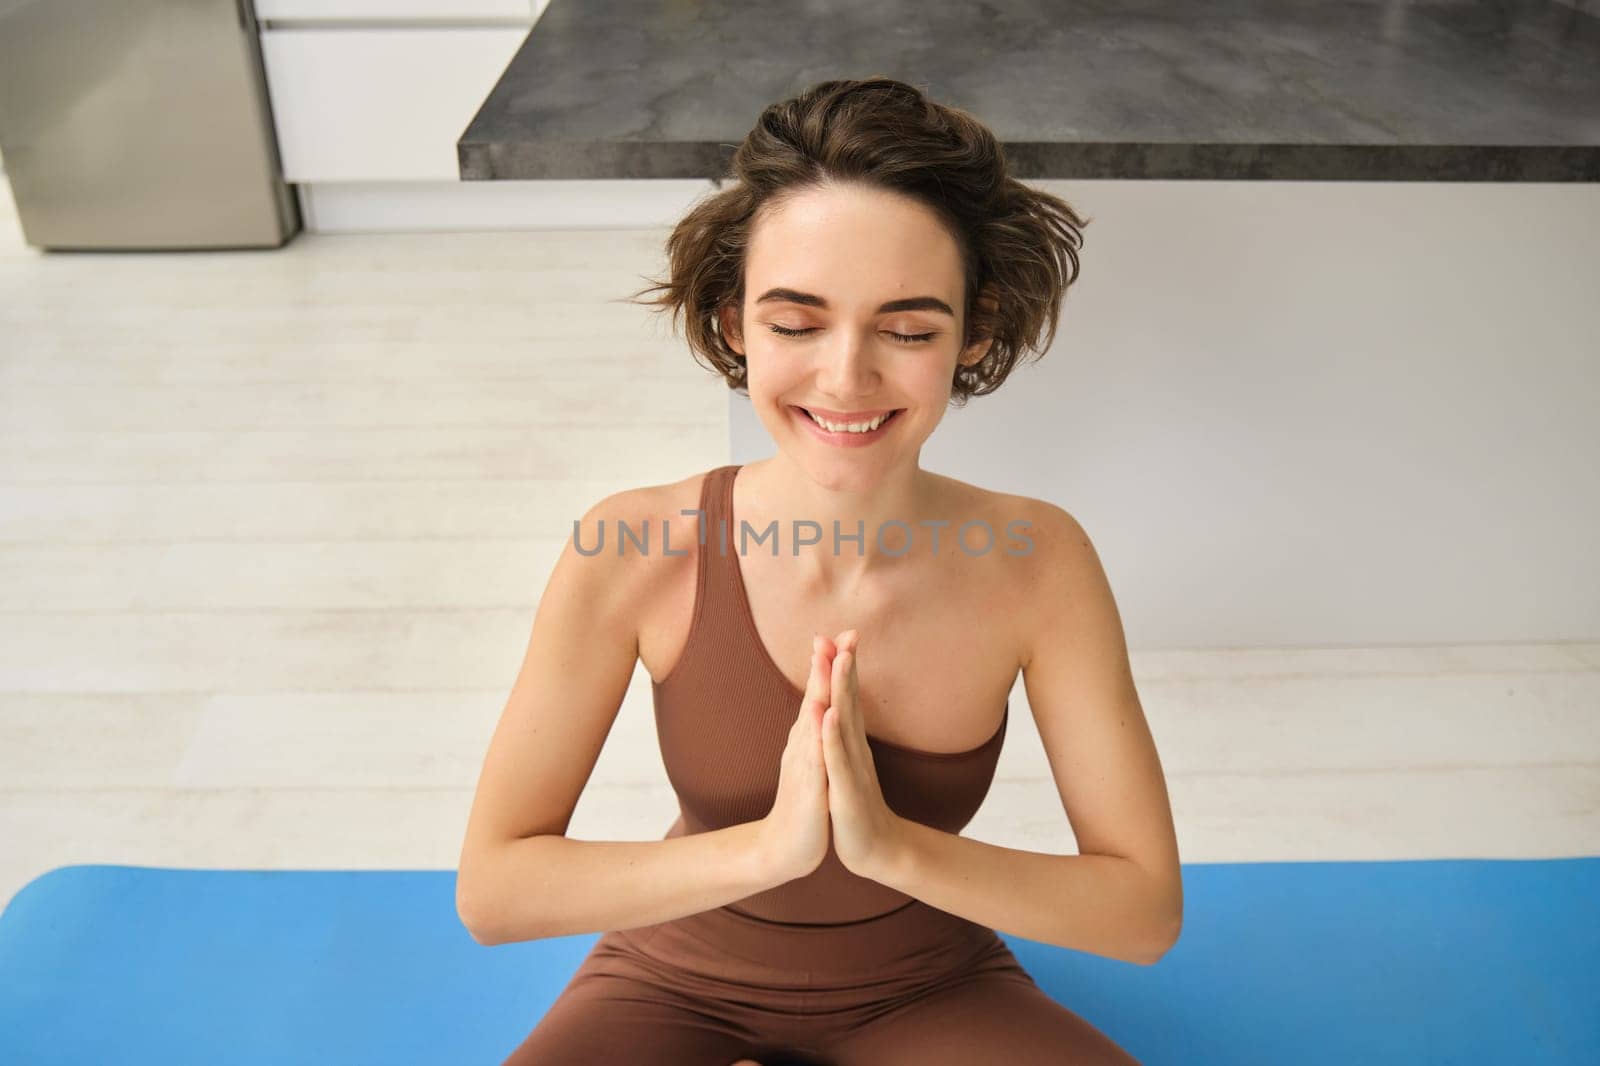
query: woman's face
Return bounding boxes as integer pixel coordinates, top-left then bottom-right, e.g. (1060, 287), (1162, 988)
(721, 182), (992, 482)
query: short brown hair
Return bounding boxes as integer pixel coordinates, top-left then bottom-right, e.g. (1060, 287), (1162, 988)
(623, 76), (1091, 407)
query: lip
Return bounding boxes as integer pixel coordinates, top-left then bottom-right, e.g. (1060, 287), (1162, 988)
(798, 405), (899, 421)
(790, 404), (903, 447)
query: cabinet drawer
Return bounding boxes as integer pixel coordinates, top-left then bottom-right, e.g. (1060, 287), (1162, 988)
(255, 1), (538, 21)
(260, 27), (529, 182)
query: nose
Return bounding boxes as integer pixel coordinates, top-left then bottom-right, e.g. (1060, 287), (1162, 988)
(813, 328), (880, 400)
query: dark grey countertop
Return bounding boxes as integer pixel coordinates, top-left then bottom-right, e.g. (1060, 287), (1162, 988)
(459, 0), (1600, 182)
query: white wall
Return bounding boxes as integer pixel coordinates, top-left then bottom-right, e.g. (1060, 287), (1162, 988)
(732, 179), (1600, 649)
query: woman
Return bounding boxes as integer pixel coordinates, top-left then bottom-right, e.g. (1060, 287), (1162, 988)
(459, 76), (1182, 1065)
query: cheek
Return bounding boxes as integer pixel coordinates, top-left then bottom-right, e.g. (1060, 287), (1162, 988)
(743, 350), (789, 393)
(743, 357), (805, 415)
(899, 358), (959, 401)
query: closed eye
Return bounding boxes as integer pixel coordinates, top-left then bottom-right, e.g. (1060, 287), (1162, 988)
(766, 324), (936, 345)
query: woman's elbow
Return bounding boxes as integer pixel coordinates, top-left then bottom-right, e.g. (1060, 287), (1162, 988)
(456, 861), (513, 946)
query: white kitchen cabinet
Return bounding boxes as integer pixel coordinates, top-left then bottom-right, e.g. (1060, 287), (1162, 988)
(260, 27), (529, 182)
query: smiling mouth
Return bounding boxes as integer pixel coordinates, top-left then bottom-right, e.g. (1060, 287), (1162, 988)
(794, 406), (904, 432)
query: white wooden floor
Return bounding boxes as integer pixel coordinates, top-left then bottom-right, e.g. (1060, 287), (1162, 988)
(1, 177), (1596, 916)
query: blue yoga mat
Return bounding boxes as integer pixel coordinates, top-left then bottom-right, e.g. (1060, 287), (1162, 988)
(1, 859), (1596, 1064)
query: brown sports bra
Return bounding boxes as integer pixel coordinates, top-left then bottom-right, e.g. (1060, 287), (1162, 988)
(652, 463), (1008, 924)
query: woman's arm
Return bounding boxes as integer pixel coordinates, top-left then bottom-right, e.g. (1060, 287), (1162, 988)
(467, 821), (782, 946)
(456, 486), (784, 946)
(866, 501), (1183, 965)
(868, 824), (1177, 966)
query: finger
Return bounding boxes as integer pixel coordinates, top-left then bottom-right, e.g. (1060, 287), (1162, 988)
(830, 643), (859, 753)
(815, 632), (837, 706)
(831, 638), (856, 719)
(838, 633), (851, 701)
(847, 634), (859, 703)
(810, 634), (838, 728)
(821, 705), (848, 769)
(833, 634), (871, 763)
(800, 635), (823, 720)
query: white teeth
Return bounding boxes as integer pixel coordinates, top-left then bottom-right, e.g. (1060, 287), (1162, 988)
(805, 409), (893, 433)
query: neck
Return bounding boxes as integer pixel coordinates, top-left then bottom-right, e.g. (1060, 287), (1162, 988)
(736, 454), (933, 593)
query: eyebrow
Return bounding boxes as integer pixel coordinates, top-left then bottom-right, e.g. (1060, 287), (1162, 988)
(753, 287), (955, 317)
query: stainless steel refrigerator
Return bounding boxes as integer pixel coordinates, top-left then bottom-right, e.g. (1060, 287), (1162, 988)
(0, 0), (299, 250)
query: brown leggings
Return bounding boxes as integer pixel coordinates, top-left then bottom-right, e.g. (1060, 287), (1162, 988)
(500, 898), (1140, 1065)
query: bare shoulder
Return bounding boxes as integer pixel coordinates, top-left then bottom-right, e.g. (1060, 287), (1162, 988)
(999, 492), (1091, 560)
(930, 476), (1100, 671)
(573, 468), (711, 614)
(917, 473), (1080, 666)
(922, 470), (1071, 568)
